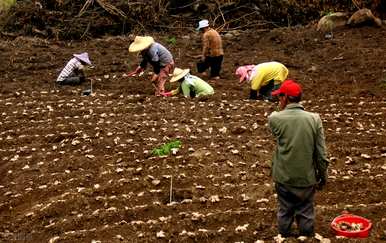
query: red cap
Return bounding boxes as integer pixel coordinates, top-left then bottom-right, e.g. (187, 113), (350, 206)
(271, 79), (302, 97)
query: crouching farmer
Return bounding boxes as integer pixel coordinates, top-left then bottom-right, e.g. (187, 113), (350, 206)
(235, 61), (288, 100)
(128, 36), (175, 96)
(56, 52), (92, 85)
(268, 80), (329, 238)
(163, 68), (214, 98)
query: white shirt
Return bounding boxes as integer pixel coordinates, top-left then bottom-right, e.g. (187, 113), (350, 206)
(57, 57), (84, 82)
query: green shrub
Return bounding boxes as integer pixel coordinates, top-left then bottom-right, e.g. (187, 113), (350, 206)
(166, 36), (177, 45)
(378, 76), (386, 89)
(0, 0), (16, 12)
(321, 10), (334, 16)
(151, 140), (182, 157)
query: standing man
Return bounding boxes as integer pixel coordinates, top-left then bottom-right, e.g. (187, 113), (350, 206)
(235, 61), (288, 100)
(128, 36), (175, 96)
(268, 80), (329, 238)
(196, 19), (224, 80)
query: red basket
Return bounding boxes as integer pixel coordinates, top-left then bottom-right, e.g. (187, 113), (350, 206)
(331, 214), (372, 238)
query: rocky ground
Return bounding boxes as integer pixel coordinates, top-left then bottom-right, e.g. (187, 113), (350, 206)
(1, 24), (386, 242)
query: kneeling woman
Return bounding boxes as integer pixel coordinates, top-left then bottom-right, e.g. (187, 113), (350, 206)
(164, 68), (214, 98)
(56, 52), (92, 85)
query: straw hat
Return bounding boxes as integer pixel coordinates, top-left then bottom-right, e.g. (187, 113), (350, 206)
(129, 36), (155, 52)
(73, 52), (92, 65)
(170, 68), (190, 82)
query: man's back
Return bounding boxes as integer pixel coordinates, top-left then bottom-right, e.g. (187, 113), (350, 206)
(146, 42), (173, 66)
(269, 103), (325, 187)
(203, 28), (224, 57)
(268, 80), (329, 237)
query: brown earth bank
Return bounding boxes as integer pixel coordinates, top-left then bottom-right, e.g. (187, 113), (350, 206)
(1, 24), (386, 242)
(1, 0), (386, 39)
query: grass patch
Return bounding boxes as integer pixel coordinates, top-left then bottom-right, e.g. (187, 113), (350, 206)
(151, 140), (182, 157)
(378, 76), (386, 89)
(0, 0), (16, 12)
(166, 36), (177, 45)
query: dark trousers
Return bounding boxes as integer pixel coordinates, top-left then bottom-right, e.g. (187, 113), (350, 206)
(275, 183), (315, 237)
(57, 76), (85, 85)
(260, 80), (280, 100)
(249, 80), (280, 101)
(197, 55), (223, 77)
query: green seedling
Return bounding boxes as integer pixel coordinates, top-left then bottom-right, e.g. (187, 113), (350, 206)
(322, 10), (334, 16)
(0, 0), (16, 12)
(378, 76), (386, 89)
(166, 36), (177, 45)
(151, 140), (182, 157)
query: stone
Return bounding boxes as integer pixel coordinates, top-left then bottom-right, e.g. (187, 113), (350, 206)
(347, 8), (383, 27)
(317, 12), (349, 33)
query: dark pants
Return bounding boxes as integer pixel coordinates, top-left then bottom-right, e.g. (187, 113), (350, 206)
(249, 80), (280, 101)
(58, 76), (85, 85)
(197, 55), (223, 77)
(260, 80), (280, 100)
(275, 183), (315, 237)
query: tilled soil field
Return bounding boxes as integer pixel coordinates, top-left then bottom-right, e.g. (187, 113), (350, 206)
(1, 25), (386, 242)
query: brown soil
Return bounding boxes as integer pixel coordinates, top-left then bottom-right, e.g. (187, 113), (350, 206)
(2, 0), (385, 40)
(1, 25), (386, 242)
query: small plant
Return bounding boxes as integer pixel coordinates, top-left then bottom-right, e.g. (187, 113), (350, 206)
(322, 10), (334, 16)
(151, 139), (181, 157)
(0, 0), (15, 12)
(378, 76), (386, 89)
(166, 36), (177, 45)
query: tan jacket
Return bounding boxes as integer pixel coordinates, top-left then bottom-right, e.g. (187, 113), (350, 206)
(202, 28), (224, 57)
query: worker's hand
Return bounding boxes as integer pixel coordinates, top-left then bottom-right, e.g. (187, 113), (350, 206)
(200, 55), (205, 62)
(127, 70), (137, 77)
(161, 91), (172, 97)
(151, 74), (158, 82)
(191, 54), (203, 59)
(315, 177), (326, 191)
(128, 66), (143, 77)
(239, 78), (246, 85)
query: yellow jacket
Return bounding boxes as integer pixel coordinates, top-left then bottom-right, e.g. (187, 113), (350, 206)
(250, 62), (288, 91)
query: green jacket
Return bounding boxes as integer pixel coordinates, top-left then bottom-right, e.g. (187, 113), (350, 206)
(268, 103), (329, 187)
(171, 74), (214, 98)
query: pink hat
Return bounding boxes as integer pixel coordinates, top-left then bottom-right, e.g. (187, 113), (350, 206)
(235, 65), (254, 83)
(73, 52), (92, 65)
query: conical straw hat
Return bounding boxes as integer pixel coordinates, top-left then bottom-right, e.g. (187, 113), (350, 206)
(170, 68), (190, 82)
(73, 52), (92, 65)
(129, 36), (155, 52)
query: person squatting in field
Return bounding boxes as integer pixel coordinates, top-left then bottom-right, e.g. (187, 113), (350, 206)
(128, 36), (175, 96)
(268, 80), (329, 238)
(163, 68), (214, 98)
(56, 52), (92, 85)
(196, 19), (224, 80)
(235, 61), (289, 101)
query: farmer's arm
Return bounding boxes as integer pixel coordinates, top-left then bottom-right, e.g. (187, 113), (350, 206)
(314, 115), (329, 181)
(181, 81), (191, 98)
(139, 57), (148, 69)
(74, 62), (85, 77)
(148, 48), (162, 74)
(268, 114), (280, 137)
(149, 61), (161, 74)
(202, 33), (209, 57)
(170, 86), (181, 96)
